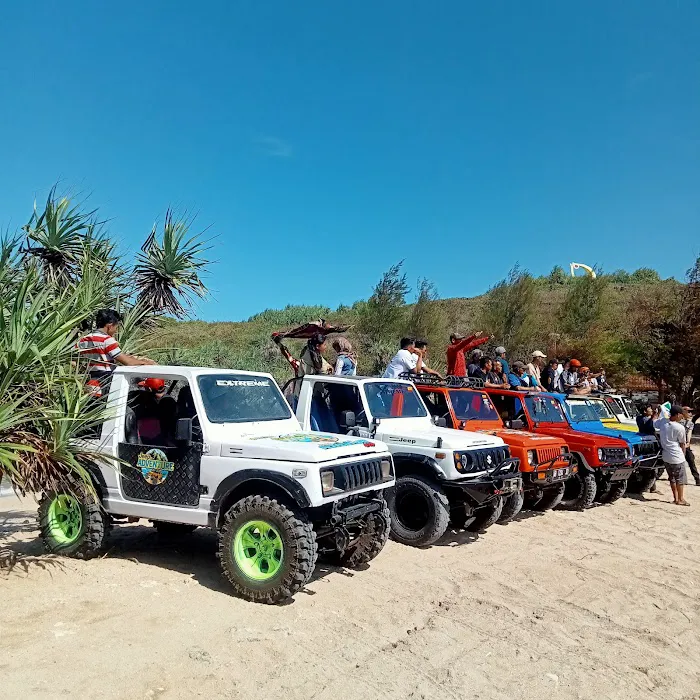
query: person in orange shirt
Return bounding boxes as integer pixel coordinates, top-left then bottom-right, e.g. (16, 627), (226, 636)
(445, 331), (489, 377)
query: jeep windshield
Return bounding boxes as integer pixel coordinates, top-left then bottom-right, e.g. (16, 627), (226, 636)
(364, 382), (427, 419)
(525, 396), (567, 423)
(583, 398), (616, 420)
(450, 391), (500, 422)
(621, 396), (638, 417)
(565, 399), (600, 423)
(197, 374), (292, 423)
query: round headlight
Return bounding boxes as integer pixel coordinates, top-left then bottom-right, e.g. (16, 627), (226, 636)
(560, 446), (569, 454)
(597, 448), (604, 461)
(527, 450), (536, 466)
(460, 453), (468, 469)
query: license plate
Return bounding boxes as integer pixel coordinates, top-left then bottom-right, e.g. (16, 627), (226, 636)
(611, 466), (634, 481)
(501, 479), (518, 493)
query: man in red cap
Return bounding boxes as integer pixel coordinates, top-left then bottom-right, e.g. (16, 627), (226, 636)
(446, 331), (489, 377)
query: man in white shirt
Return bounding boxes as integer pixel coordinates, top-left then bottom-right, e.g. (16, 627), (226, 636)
(383, 338), (424, 379)
(655, 405), (690, 506)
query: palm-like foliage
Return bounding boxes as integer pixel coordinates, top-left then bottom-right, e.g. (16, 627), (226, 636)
(1, 187), (211, 497)
(22, 186), (96, 283)
(133, 209), (209, 318)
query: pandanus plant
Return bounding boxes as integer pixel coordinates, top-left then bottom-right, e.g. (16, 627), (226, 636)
(0, 188), (210, 496)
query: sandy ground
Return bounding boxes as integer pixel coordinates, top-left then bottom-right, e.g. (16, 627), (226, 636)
(2, 454), (700, 700)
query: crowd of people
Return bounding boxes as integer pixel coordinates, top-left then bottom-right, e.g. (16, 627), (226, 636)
(75, 311), (698, 505)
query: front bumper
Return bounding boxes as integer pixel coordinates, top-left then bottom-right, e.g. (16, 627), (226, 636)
(597, 463), (635, 481)
(636, 454), (661, 470)
(446, 458), (522, 504)
(523, 464), (574, 486)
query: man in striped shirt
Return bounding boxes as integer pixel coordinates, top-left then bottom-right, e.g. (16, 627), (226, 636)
(77, 309), (155, 393)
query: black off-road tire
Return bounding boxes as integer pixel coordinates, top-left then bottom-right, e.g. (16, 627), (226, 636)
(466, 497), (504, 532)
(218, 495), (317, 604)
(627, 470), (657, 494)
(153, 521), (198, 537)
(523, 491), (543, 510)
(533, 482), (566, 511)
(559, 469), (597, 510)
(386, 475), (450, 547)
(38, 481), (107, 559)
(596, 478), (628, 504)
(337, 502), (391, 568)
(498, 490), (524, 523)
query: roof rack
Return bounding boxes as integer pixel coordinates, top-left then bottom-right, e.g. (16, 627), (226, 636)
(398, 372), (485, 389)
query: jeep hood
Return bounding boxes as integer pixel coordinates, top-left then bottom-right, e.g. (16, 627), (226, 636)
(568, 420), (642, 444)
(381, 425), (504, 450)
(219, 431), (388, 463)
(476, 428), (564, 449)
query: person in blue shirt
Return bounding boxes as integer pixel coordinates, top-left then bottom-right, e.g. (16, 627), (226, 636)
(495, 346), (509, 376)
(507, 361), (530, 391)
(332, 337), (358, 376)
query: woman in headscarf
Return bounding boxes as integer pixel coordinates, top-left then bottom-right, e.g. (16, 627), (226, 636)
(300, 333), (333, 375)
(332, 337), (357, 376)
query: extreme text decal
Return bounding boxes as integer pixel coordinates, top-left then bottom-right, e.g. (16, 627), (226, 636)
(216, 379), (270, 387)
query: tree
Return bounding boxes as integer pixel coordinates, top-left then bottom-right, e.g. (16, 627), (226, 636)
(356, 262), (409, 374)
(608, 269), (631, 284)
(406, 278), (447, 372)
(559, 274), (609, 338)
(0, 188), (211, 497)
(546, 265), (568, 285)
(630, 267), (661, 284)
(478, 265), (538, 357)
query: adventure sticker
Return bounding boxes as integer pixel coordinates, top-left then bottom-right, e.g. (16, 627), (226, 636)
(252, 433), (372, 450)
(137, 448), (175, 485)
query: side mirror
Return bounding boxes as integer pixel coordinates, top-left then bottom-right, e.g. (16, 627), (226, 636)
(175, 417), (193, 443)
(340, 410), (356, 430)
(434, 416), (447, 428)
(510, 419), (524, 430)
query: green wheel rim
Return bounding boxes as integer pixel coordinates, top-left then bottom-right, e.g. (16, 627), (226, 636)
(47, 495), (84, 545)
(233, 519), (284, 581)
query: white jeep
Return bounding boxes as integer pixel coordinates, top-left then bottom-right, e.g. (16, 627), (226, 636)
(286, 375), (521, 547)
(39, 366), (394, 604)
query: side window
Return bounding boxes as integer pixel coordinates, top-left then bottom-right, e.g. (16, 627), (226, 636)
(422, 391), (453, 427)
(124, 377), (196, 446)
(311, 382), (367, 434)
(491, 393), (518, 425)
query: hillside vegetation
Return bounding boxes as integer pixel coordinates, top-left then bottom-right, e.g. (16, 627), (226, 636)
(155, 263), (691, 398)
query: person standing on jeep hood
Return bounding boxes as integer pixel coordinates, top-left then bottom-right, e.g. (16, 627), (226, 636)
(445, 331), (488, 377)
(383, 337), (423, 378)
(77, 309), (155, 383)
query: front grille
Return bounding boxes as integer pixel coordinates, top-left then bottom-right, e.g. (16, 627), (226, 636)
(463, 446), (510, 472)
(335, 458), (385, 491)
(536, 446), (562, 465)
(602, 447), (628, 462)
(634, 440), (659, 458)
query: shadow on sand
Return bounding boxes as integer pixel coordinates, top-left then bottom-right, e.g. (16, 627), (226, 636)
(0, 516), (347, 600)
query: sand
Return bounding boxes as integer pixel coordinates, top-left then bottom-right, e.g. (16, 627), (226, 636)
(2, 455), (700, 700)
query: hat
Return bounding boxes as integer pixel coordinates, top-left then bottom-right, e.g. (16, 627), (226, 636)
(580, 366), (590, 373)
(531, 350), (546, 358)
(495, 346), (506, 355)
(512, 361), (526, 371)
(449, 332), (464, 341)
(569, 359), (581, 368)
(138, 377), (165, 391)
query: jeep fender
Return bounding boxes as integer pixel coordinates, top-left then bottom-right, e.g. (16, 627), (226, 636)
(392, 452), (447, 481)
(571, 452), (594, 473)
(210, 470), (311, 527)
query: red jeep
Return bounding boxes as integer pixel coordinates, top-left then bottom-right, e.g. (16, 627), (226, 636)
(411, 376), (574, 515)
(482, 388), (635, 508)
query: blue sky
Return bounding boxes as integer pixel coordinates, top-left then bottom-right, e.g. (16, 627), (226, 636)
(1, 1), (698, 321)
